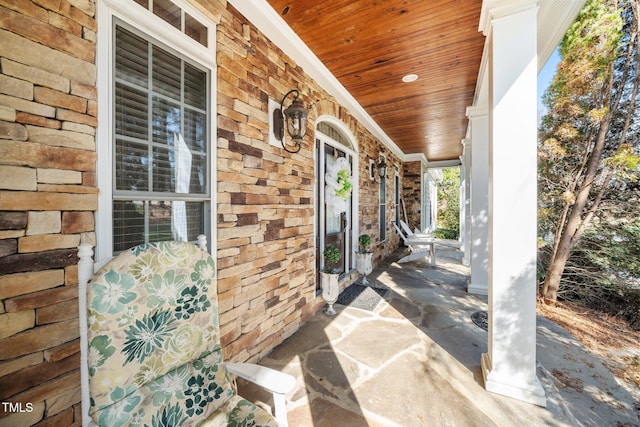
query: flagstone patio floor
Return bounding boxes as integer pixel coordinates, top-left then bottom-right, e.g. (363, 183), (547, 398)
(238, 245), (640, 426)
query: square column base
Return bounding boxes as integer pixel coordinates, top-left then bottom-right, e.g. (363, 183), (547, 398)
(481, 353), (547, 407)
(467, 282), (488, 296)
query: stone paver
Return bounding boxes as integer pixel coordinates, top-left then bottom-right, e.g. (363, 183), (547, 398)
(237, 245), (640, 427)
(355, 351), (497, 427)
(332, 319), (420, 369)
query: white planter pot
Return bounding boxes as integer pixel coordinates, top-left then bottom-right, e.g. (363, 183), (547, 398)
(320, 271), (340, 315)
(355, 252), (373, 285)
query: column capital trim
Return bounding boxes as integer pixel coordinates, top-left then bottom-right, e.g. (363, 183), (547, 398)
(479, 0), (538, 35)
(466, 105), (488, 119)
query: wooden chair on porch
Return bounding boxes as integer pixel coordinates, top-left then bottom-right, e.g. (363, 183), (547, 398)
(399, 219), (434, 238)
(78, 239), (295, 426)
(393, 222), (436, 266)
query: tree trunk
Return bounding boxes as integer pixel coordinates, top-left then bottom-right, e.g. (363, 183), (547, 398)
(542, 114), (613, 303)
(542, 237), (573, 303)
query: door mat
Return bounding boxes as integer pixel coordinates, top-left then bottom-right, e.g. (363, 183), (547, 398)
(471, 311), (488, 331)
(336, 284), (389, 312)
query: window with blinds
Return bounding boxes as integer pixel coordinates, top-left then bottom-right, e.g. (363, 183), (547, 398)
(379, 171), (386, 242)
(113, 24), (209, 252)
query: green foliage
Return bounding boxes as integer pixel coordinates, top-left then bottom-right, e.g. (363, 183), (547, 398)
(575, 224), (640, 284)
(434, 228), (458, 240)
(322, 245), (341, 273)
(437, 168), (460, 235)
(538, 0), (640, 304)
(555, 223), (640, 328)
(605, 144), (640, 179)
(538, 0), (639, 244)
(358, 234), (372, 252)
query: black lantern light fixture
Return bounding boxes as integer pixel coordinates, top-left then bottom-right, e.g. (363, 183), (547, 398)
(273, 89), (308, 153)
(377, 156), (387, 179)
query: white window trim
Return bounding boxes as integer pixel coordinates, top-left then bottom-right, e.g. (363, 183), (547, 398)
(378, 154), (387, 242)
(95, 0), (217, 263)
(395, 168), (400, 227)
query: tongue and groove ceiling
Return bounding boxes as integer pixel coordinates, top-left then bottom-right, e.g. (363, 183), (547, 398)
(265, 0), (486, 162)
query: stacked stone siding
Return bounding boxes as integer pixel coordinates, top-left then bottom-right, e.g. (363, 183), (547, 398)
(403, 161), (423, 232)
(0, 0), (403, 424)
(216, 4), (401, 363)
(0, 0), (98, 424)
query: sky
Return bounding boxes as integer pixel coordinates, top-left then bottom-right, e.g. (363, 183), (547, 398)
(537, 47), (561, 120)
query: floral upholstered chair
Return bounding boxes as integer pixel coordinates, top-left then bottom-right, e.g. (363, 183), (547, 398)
(84, 241), (294, 426)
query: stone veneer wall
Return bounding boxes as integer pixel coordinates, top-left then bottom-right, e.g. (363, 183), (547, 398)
(216, 4), (401, 363)
(0, 0), (401, 424)
(403, 161), (423, 232)
(0, 0), (98, 424)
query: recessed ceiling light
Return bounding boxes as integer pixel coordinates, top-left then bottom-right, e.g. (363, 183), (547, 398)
(402, 74), (418, 83)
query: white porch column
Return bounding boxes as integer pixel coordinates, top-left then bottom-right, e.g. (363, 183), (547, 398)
(466, 107), (489, 295)
(460, 140), (472, 266)
(480, 0), (546, 406)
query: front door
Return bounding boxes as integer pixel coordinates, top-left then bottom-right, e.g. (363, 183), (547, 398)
(316, 136), (353, 291)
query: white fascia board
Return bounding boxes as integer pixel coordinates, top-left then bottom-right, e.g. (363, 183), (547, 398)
(227, 0), (405, 160)
(471, 0), (587, 120)
(404, 152), (429, 167)
(477, 0), (587, 88)
(537, 0), (587, 68)
(427, 159), (462, 169)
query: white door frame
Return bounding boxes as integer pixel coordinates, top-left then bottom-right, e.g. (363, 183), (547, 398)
(315, 117), (359, 279)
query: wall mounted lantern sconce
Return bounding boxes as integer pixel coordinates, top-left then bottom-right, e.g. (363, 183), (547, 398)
(367, 156), (387, 182)
(377, 156), (387, 179)
(273, 89), (308, 153)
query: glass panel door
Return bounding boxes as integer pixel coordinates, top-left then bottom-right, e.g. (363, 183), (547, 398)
(316, 137), (353, 291)
(324, 145), (347, 275)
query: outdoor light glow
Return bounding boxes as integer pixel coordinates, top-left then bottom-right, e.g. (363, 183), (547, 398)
(402, 74), (418, 83)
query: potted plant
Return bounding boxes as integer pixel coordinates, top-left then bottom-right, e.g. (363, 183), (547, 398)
(355, 234), (374, 285)
(320, 244), (341, 315)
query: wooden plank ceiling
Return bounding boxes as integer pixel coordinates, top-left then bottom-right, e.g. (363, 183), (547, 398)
(266, 0), (485, 162)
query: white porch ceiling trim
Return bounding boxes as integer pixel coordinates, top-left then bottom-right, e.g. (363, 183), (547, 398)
(227, 0), (406, 161)
(537, 0), (587, 66)
(473, 0), (587, 109)
(427, 159), (463, 169)
(404, 152), (430, 165)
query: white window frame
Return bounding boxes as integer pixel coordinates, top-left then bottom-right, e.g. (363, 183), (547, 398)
(95, 0), (217, 263)
(394, 168), (400, 227)
(379, 154), (387, 242)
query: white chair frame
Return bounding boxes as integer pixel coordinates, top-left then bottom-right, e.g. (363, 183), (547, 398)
(393, 223), (436, 266)
(399, 219), (433, 238)
(77, 235), (295, 426)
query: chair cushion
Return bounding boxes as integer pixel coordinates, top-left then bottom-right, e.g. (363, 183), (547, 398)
(200, 395), (278, 427)
(87, 241), (230, 425)
(90, 350), (235, 426)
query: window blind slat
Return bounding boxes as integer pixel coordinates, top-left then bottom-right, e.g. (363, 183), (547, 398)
(115, 28), (148, 88)
(153, 47), (181, 100)
(113, 200), (205, 252)
(116, 139), (149, 192)
(113, 25), (209, 249)
(184, 64), (207, 109)
(116, 84), (148, 140)
(152, 96), (180, 146)
(184, 108), (206, 152)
